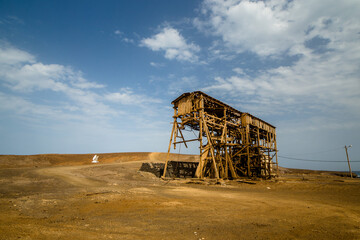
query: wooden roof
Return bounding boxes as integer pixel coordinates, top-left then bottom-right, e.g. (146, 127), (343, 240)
(172, 91), (275, 128)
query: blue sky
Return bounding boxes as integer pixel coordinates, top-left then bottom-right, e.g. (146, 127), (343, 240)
(0, 0), (359, 171)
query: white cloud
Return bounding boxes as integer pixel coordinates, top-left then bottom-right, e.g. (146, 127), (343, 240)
(114, 30), (122, 35)
(1, 62), (105, 92)
(204, 45), (360, 115)
(140, 27), (200, 62)
(69, 74), (105, 89)
(195, 0), (360, 57)
(0, 43), (162, 126)
(123, 37), (134, 43)
(0, 44), (105, 93)
(232, 67), (245, 75)
(114, 30), (134, 43)
(0, 45), (35, 64)
(201, 0), (360, 122)
(0, 16), (24, 27)
(0, 91), (60, 117)
(104, 88), (161, 105)
(150, 62), (165, 68)
(168, 76), (199, 95)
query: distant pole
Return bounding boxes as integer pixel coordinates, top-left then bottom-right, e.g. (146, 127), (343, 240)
(344, 145), (353, 178)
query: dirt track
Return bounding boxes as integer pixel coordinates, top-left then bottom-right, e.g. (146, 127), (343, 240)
(0, 153), (359, 239)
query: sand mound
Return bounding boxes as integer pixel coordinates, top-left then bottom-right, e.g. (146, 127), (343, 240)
(0, 152), (199, 169)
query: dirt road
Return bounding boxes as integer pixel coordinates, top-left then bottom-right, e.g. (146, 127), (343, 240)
(0, 153), (359, 239)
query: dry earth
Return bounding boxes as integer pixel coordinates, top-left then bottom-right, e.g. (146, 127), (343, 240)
(0, 152), (359, 240)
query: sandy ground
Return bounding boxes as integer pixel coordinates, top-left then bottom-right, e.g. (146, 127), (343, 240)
(0, 152), (359, 240)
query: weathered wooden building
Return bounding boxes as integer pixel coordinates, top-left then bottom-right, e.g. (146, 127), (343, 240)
(163, 91), (278, 180)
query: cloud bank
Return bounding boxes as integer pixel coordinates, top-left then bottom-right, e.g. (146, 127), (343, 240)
(0, 43), (162, 128)
(196, 0), (360, 121)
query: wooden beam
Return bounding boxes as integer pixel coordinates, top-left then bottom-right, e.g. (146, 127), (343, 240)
(176, 123), (188, 148)
(162, 118), (177, 179)
(173, 138), (201, 145)
(195, 146), (209, 178)
(274, 133), (279, 177)
(202, 114), (220, 179)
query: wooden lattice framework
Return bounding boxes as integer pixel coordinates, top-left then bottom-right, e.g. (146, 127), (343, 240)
(162, 91), (278, 180)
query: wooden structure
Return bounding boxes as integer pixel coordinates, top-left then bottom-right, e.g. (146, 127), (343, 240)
(162, 91), (278, 180)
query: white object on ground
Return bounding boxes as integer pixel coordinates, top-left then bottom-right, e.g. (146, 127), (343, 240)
(92, 155), (99, 163)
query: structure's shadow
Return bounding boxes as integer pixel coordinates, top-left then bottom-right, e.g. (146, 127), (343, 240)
(139, 161), (199, 178)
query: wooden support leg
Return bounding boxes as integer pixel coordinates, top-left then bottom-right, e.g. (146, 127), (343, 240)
(195, 147), (209, 178)
(225, 148), (229, 179)
(162, 119), (176, 179)
(267, 150), (271, 178)
(202, 116), (219, 179)
(247, 146), (250, 177)
(275, 135), (279, 177)
(227, 153), (238, 179)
